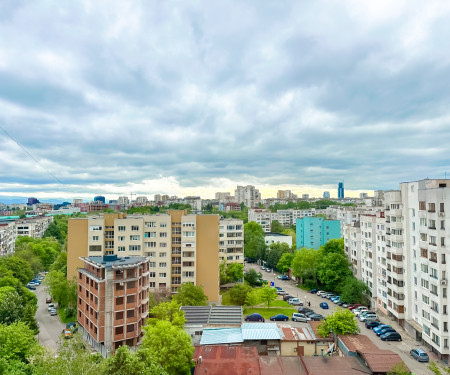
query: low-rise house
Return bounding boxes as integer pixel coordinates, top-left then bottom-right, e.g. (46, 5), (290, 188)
(280, 325), (331, 356)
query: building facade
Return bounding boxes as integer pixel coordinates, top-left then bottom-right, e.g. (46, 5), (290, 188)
(219, 218), (244, 263)
(296, 217), (341, 250)
(264, 233), (293, 248)
(77, 255), (150, 355)
(234, 185), (261, 208)
(68, 211), (220, 302)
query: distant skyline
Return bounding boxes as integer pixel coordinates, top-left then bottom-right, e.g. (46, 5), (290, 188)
(1, 1), (450, 199)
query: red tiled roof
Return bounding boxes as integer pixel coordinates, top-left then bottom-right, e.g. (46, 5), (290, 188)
(194, 345), (261, 375)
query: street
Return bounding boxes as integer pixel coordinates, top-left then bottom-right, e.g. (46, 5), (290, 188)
(245, 262), (436, 375)
(35, 284), (65, 351)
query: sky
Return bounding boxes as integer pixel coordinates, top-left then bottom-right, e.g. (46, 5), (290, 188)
(1, 0), (450, 202)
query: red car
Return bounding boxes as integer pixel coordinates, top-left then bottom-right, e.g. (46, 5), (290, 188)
(348, 304), (362, 310)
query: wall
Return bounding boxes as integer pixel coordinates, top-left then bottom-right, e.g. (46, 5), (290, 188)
(67, 219), (88, 280)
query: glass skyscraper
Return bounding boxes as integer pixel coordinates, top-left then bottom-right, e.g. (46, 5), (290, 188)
(338, 182), (344, 199)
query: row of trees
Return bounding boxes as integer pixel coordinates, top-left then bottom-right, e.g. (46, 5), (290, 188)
(269, 199), (356, 212)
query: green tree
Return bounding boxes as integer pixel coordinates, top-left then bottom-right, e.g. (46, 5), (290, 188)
(148, 300), (185, 328)
(244, 222), (266, 260)
(258, 285), (278, 308)
(172, 283), (208, 306)
(270, 220), (284, 233)
(321, 238), (345, 257)
(44, 270), (77, 317)
(104, 345), (167, 375)
(281, 228), (296, 248)
(0, 286), (24, 324)
(387, 362), (411, 375)
(291, 248), (319, 284)
(340, 277), (371, 304)
(244, 269), (263, 287)
(0, 256), (33, 285)
(142, 320), (194, 375)
(317, 252), (352, 291)
(22, 304), (39, 335)
(229, 284), (252, 306)
(245, 289), (261, 308)
(51, 251), (68, 275)
(317, 308), (359, 339)
(220, 261), (244, 284)
(266, 242), (291, 270)
(277, 252), (294, 273)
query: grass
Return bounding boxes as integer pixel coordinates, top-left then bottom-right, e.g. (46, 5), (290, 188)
(267, 299), (291, 308)
(221, 292), (233, 306)
(244, 307), (297, 319)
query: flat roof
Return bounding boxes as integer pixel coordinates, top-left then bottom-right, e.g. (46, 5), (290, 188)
(241, 323), (283, 340)
(182, 306), (243, 325)
(264, 232), (290, 237)
(82, 255), (148, 269)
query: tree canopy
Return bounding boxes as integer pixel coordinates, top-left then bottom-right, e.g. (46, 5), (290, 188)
(340, 277), (371, 305)
(265, 242), (292, 270)
(291, 248), (319, 283)
(172, 283), (208, 306)
(244, 269), (263, 286)
(277, 252), (295, 273)
(148, 300), (185, 328)
(244, 222), (266, 260)
(0, 256), (33, 285)
(220, 261), (244, 285)
(317, 252), (352, 292)
(270, 220), (284, 233)
(258, 285), (278, 308)
(229, 284), (252, 306)
(317, 308), (359, 338)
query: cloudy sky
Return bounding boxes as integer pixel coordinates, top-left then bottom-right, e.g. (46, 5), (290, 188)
(1, 0), (450, 202)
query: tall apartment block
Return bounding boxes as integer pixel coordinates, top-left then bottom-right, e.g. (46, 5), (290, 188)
(296, 217), (341, 250)
(77, 255), (150, 355)
(338, 182), (344, 199)
(219, 218), (244, 264)
(67, 210), (220, 303)
(343, 179), (450, 362)
(234, 185), (261, 208)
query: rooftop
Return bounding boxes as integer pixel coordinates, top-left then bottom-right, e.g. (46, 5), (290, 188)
(83, 255), (148, 269)
(358, 350), (407, 373)
(264, 232), (291, 237)
(241, 323), (283, 340)
(182, 306), (243, 325)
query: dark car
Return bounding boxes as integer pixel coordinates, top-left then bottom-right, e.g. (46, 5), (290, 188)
(310, 289), (318, 294)
(45, 297), (52, 303)
(309, 314), (325, 321)
(270, 314), (289, 321)
(319, 302), (329, 309)
(304, 311), (317, 317)
(283, 295), (294, 301)
(377, 327), (397, 337)
(298, 307), (313, 314)
(373, 324), (391, 334)
(245, 313), (265, 322)
(365, 320), (381, 329)
(380, 331), (402, 341)
(410, 348), (429, 362)
(281, 275), (289, 280)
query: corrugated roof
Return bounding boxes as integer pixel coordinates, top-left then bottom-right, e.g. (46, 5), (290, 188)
(303, 356), (371, 375)
(200, 328), (243, 345)
(280, 326), (315, 341)
(259, 356), (307, 375)
(338, 334), (379, 353)
(242, 323), (283, 340)
(359, 351), (407, 373)
(182, 305), (243, 325)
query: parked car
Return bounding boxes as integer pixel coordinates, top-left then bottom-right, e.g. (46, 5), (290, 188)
(348, 304), (362, 310)
(365, 320), (381, 329)
(377, 327), (397, 337)
(310, 289), (318, 294)
(275, 287), (283, 291)
(276, 275), (283, 279)
(66, 322), (78, 333)
(353, 307), (368, 316)
(26, 284), (36, 291)
(380, 331), (402, 341)
(316, 291), (327, 297)
(373, 325), (391, 335)
(277, 290), (288, 295)
(49, 308), (57, 316)
(281, 275), (289, 280)
(319, 302), (329, 309)
(288, 298), (303, 306)
(410, 348), (429, 362)
(265, 268), (272, 273)
(45, 297), (52, 304)
(341, 303), (350, 308)
(245, 313), (265, 322)
(270, 314), (289, 321)
(360, 313), (377, 322)
(309, 314), (325, 321)
(304, 311), (317, 317)
(47, 303), (55, 311)
(261, 266), (266, 271)
(292, 313), (310, 322)
(331, 296), (340, 303)
(325, 293), (335, 299)
(283, 295), (294, 301)
(298, 307), (314, 314)
(64, 328), (73, 339)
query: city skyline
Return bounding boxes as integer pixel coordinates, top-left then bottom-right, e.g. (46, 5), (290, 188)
(1, 1), (450, 199)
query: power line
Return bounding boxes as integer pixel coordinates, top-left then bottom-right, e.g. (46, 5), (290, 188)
(0, 125), (65, 186)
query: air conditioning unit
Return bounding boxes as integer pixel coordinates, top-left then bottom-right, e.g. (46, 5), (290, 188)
(441, 279), (447, 286)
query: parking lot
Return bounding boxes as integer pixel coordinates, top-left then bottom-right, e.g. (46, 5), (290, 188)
(245, 262), (436, 374)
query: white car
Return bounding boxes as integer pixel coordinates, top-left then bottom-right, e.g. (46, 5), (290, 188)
(292, 313), (310, 322)
(360, 313), (377, 322)
(353, 307), (368, 316)
(288, 298), (303, 306)
(316, 291), (327, 297)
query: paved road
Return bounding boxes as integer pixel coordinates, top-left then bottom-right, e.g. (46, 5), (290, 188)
(245, 263), (436, 375)
(35, 284), (65, 351)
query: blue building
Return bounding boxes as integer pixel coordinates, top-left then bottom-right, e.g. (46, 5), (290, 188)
(94, 195), (106, 204)
(323, 191), (330, 199)
(296, 217), (341, 250)
(338, 182), (344, 199)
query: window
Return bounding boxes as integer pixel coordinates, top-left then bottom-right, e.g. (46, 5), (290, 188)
(126, 309), (134, 318)
(129, 245), (141, 251)
(118, 246), (125, 252)
(440, 203), (445, 212)
(115, 327), (123, 335)
(118, 226), (126, 231)
(130, 235), (140, 241)
(160, 223), (167, 228)
(159, 273), (166, 277)
(127, 295), (135, 303)
(149, 262), (156, 267)
(92, 236), (99, 241)
(159, 252), (166, 257)
(145, 222), (156, 228)
(182, 271), (195, 277)
(127, 281), (135, 288)
(116, 311), (123, 320)
(160, 242), (167, 247)
(182, 231), (195, 237)
(422, 295), (430, 305)
(159, 262), (167, 267)
(89, 225), (102, 231)
(127, 324), (134, 333)
(131, 225), (139, 231)
(145, 242), (156, 248)
(145, 232), (156, 238)
(149, 272), (156, 277)
(149, 282), (156, 287)
(116, 283), (124, 291)
(116, 297), (124, 305)
(160, 232), (167, 237)
(118, 236), (125, 241)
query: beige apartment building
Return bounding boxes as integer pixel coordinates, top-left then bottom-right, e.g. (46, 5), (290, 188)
(68, 210), (220, 303)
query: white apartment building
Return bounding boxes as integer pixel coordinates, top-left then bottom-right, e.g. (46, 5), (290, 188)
(343, 221), (361, 279)
(135, 196), (148, 204)
(248, 208), (318, 233)
(0, 222), (16, 256)
(359, 214), (378, 307)
(219, 218), (244, 263)
(234, 185), (261, 208)
(264, 233), (293, 247)
(118, 196), (130, 205)
(215, 192), (231, 201)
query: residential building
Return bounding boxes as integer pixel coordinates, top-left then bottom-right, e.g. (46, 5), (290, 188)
(296, 217), (341, 250)
(135, 196), (148, 204)
(219, 218), (244, 263)
(344, 221), (361, 279)
(73, 198), (83, 205)
(27, 197), (39, 205)
(301, 194), (309, 199)
(360, 193), (368, 199)
(215, 192), (231, 201)
(0, 222), (16, 256)
(67, 211), (220, 302)
(153, 194), (162, 202)
(118, 196), (130, 206)
(248, 208), (318, 233)
(15, 216), (53, 239)
(338, 182), (344, 199)
(94, 196), (106, 204)
(234, 185), (260, 208)
(264, 233), (293, 248)
(77, 254), (150, 355)
(277, 190), (297, 199)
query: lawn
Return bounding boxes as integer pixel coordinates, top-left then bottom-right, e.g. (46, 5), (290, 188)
(267, 299), (291, 308)
(221, 291), (233, 306)
(244, 307), (297, 319)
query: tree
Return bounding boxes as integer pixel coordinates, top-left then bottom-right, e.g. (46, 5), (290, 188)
(142, 320), (194, 375)
(277, 253), (294, 273)
(220, 261), (244, 285)
(245, 289), (261, 308)
(266, 242), (291, 270)
(51, 251), (68, 276)
(281, 228), (296, 248)
(0, 286), (24, 324)
(270, 220), (284, 233)
(317, 308), (359, 338)
(229, 284), (252, 306)
(104, 345), (167, 375)
(0, 256), (33, 285)
(172, 283), (208, 306)
(150, 287), (172, 306)
(148, 300), (185, 328)
(340, 277), (371, 304)
(244, 222), (266, 260)
(22, 304), (39, 335)
(258, 285), (278, 308)
(317, 252), (352, 291)
(387, 362), (411, 375)
(244, 269), (263, 287)
(44, 270), (77, 318)
(291, 248), (319, 284)
(321, 238), (345, 257)
(0, 321), (39, 367)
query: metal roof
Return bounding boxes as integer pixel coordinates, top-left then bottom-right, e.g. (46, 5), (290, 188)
(182, 306), (243, 325)
(242, 323), (283, 340)
(200, 328), (243, 345)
